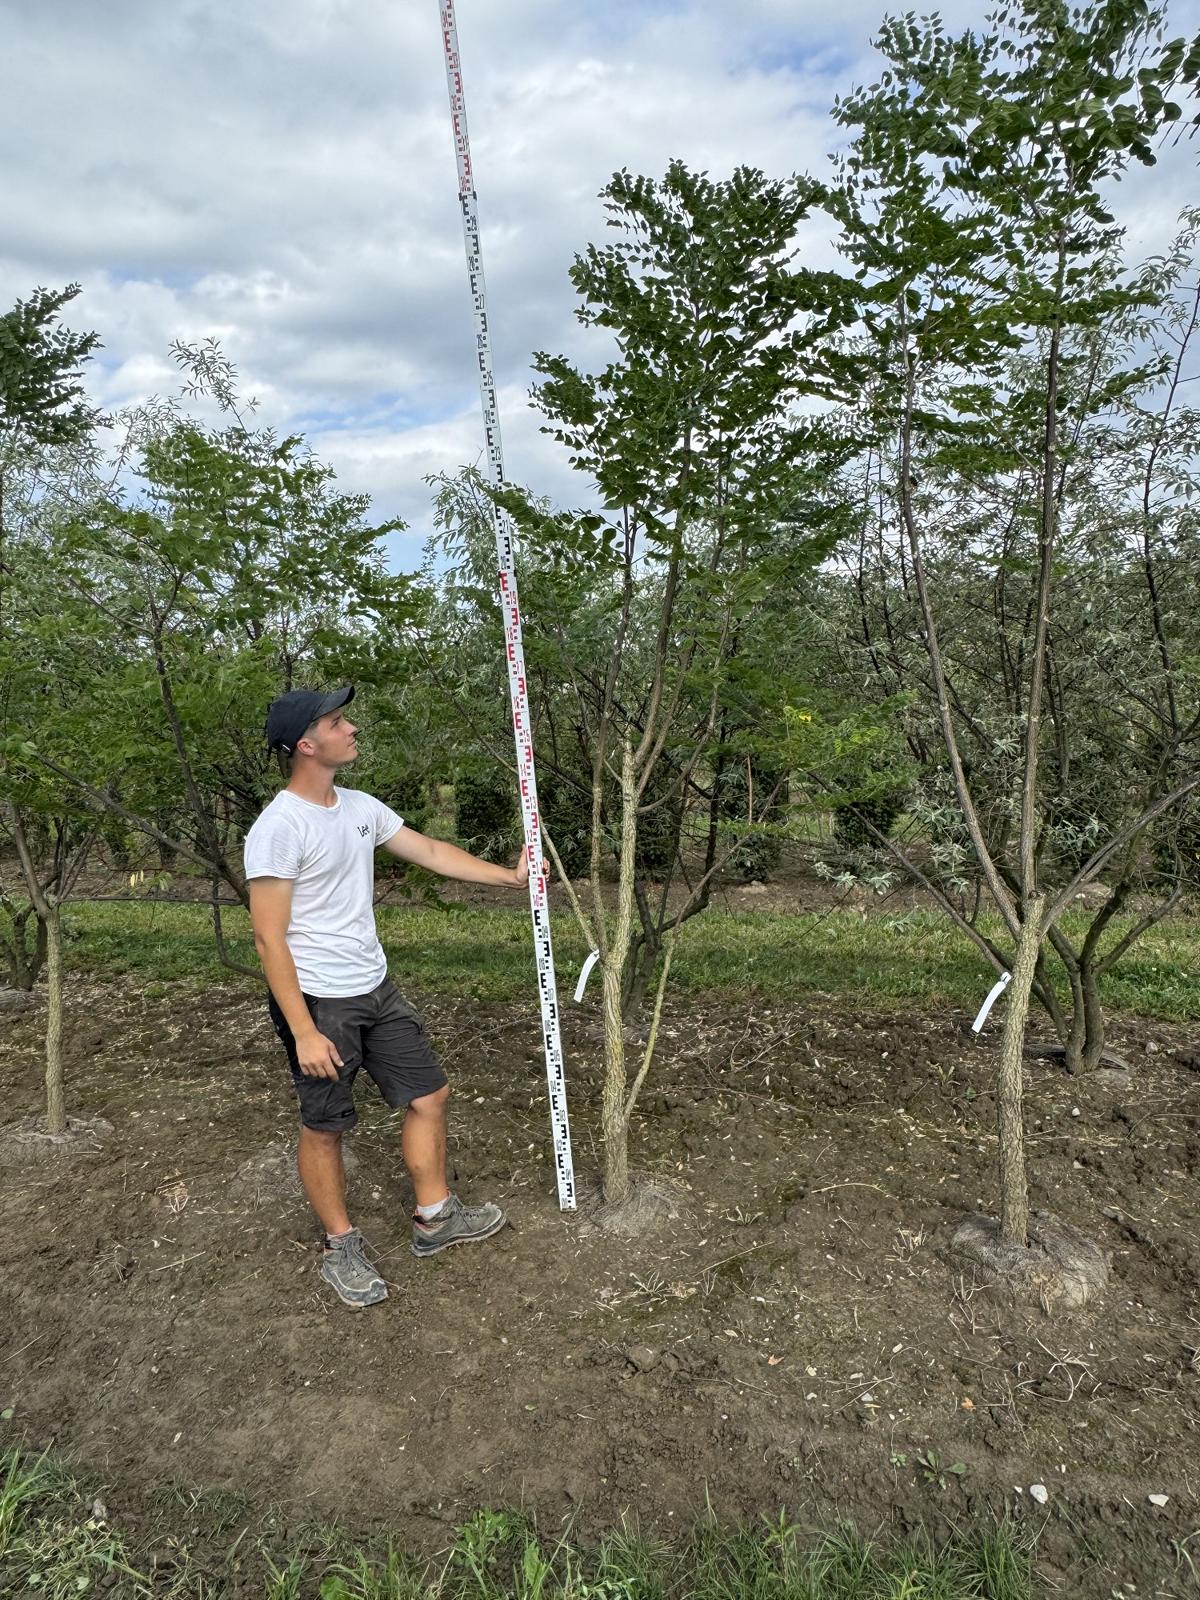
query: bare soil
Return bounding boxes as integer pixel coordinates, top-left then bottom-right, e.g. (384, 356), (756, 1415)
(2, 976), (1199, 1596)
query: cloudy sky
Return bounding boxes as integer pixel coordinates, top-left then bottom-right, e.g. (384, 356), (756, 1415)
(3, 0), (1197, 569)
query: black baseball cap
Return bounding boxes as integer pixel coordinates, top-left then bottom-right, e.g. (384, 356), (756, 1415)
(265, 686), (355, 755)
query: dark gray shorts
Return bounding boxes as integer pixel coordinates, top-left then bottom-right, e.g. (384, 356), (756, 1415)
(267, 977), (447, 1132)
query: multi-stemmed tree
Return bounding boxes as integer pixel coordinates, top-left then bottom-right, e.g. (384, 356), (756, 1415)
(825, 0), (1200, 1250)
(486, 163), (856, 1205)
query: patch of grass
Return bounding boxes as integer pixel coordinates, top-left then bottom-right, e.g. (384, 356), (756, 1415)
(680, 1514), (1036, 1600)
(0, 1450), (145, 1598)
(0, 1450), (1037, 1599)
(60, 895), (1200, 1023)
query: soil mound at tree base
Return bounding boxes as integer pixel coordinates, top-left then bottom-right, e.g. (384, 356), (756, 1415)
(940, 1209), (1110, 1311)
(576, 1172), (690, 1236)
(0, 1112), (112, 1167)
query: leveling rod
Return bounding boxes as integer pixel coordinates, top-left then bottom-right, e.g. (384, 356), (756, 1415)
(438, 0), (576, 1208)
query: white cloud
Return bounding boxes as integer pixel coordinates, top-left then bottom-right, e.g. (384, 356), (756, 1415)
(3, 0), (1197, 570)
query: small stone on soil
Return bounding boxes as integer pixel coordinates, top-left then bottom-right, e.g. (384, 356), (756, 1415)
(626, 1345), (660, 1372)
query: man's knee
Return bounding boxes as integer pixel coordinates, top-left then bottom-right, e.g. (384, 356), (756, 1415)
(408, 1083), (450, 1116)
(299, 1125), (343, 1148)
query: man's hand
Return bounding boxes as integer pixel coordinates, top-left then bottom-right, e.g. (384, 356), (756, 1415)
(510, 851), (550, 889)
(294, 1030), (344, 1079)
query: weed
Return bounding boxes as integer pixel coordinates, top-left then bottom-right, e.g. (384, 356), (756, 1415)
(916, 1451), (967, 1492)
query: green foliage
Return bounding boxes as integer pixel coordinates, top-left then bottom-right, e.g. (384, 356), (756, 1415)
(0, 284), (99, 452)
(787, 701), (913, 845)
(0, 286), (107, 1007)
(384, 774), (431, 837)
(537, 760), (684, 880)
(633, 761), (685, 877)
(432, 161), (857, 1086)
(1155, 793), (1200, 891)
(813, 2), (1200, 1076)
(538, 769), (593, 880)
(830, 788), (908, 856)
(454, 764), (519, 863)
(38, 349), (425, 886)
(528, 160), (855, 549)
(715, 761), (787, 882)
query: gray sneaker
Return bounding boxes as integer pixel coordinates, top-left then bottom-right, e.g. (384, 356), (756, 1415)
(320, 1229), (388, 1309)
(411, 1194), (507, 1258)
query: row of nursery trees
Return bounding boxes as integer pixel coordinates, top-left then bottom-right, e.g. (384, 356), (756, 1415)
(2, 1), (1198, 1254)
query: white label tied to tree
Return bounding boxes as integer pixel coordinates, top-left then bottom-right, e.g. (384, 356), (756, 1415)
(971, 970), (1012, 1035)
(439, 0), (575, 1209)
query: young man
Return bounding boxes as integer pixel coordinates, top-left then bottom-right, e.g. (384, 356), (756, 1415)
(245, 684), (525, 1310)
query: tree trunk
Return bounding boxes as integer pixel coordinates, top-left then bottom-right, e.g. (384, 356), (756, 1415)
(1069, 960), (1107, 1074)
(622, 925), (660, 1019)
(600, 962), (629, 1203)
(44, 902), (66, 1135)
(1062, 963), (1086, 1078)
(601, 740), (638, 1203)
(998, 892), (1044, 1247)
(3, 904), (46, 991)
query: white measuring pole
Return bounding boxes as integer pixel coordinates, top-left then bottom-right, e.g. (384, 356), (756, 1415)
(438, 0), (575, 1209)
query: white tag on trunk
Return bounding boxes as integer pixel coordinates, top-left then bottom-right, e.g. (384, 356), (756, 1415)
(573, 949), (600, 1003)
(971, 970), (1012, 1034)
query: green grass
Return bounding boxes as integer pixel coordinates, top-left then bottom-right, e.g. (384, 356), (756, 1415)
(0, 1448), (1037, 1599)
(59, 895), (1200, 1021)
(0, 1450), (145, 1598)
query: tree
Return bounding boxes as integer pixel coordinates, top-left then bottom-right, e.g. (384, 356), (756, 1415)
(0, 285), (102, 1132)
(47, 348), (424, 968)
(484, 163), (856, 1205)
(826, 0), (1200, 1249)
(1, 550), (115, 1130)
(3, 336), (425, 1132)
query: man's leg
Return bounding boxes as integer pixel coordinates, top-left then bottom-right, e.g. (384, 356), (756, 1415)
(267, 993), (385, 1309)
(402, 1085), (451, 1210)
(402, 1084), (507, 1255)
(297, 1125), (387, 1309)
(361, 981), (506, 1254)
(297, 1127), (352, 1236)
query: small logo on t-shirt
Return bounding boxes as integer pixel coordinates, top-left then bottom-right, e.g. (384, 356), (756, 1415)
(358, 824), (370, 837)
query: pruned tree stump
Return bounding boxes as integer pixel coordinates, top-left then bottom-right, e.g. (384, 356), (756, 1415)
(939, 1209), (1109, 1312)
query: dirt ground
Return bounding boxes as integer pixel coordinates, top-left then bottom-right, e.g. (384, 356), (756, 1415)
(2, 974), (1199, 1597)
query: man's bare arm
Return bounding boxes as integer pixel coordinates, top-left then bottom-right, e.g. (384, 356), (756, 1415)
(248, 877), (344, 1080)
(380, 826), (529, 888)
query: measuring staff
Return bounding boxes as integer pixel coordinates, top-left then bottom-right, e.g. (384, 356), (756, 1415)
(438, 0), (576, 1208)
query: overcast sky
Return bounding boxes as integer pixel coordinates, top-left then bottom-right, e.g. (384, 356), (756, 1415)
(3, 0), (1197, 568)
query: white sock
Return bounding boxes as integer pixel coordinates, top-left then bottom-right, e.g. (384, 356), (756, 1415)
(415, 1194), (451, 1221)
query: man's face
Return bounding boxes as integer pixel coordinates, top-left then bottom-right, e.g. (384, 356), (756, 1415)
(297, 708), (359, 767)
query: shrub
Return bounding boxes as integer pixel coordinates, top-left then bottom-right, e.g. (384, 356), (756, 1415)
(717, 762), (787, 881)
(832, 785), (908, 854)
(454, 764), (519, 863)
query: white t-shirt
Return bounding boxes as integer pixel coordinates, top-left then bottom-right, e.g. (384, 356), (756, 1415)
(243, 786), (404, 998)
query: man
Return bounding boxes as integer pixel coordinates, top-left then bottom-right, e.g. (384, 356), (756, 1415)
(245, 684), (524, 1310)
